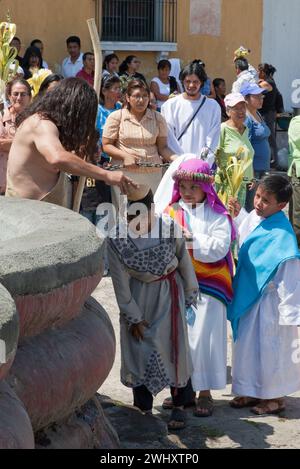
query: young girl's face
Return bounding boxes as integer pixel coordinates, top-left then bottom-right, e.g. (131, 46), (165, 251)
(179, 180), (206, 206)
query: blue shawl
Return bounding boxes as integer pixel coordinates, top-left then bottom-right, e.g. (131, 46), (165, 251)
(227, 210), (300, 340)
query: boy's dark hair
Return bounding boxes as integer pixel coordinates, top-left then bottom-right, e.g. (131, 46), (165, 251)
(213, 78), (225, 88)
(31, 39), (42, 47)
(66, 36), (81, 46)
(179, 62), (207, 85)
(12, 36), (21, 44)
(259, 175), (293, 203)
(234, 58), (249, 72)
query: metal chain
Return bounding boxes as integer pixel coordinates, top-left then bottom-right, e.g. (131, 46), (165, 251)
(102, 162), (171, 171)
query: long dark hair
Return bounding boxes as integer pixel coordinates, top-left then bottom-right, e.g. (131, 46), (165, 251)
(103, 53), (119, 70)
(22, 46), (43, 70)
(17, 78), (99, 162)
(119, 55), (136, 75)
(38, 73), (63, 96)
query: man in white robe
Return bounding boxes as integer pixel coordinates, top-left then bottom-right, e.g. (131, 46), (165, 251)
(228, 175), (300, 415)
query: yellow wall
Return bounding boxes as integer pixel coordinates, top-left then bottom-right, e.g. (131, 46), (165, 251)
(171, 0), (263, 91)
(0, 0), (263, 90)
(0, 0), (95, 72)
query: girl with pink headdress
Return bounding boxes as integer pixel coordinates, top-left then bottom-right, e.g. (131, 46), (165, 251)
(162, 158), (235, 417)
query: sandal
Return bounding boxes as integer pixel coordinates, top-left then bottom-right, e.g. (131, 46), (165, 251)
(229, 396), (260, 409)
(193, 395), (214, 417)
(251, 399), (285, 415)
(167, 408), (186, 431)
(162, 394), (196, 410)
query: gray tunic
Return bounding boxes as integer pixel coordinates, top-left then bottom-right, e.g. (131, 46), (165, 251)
(108, 215), (199, 395)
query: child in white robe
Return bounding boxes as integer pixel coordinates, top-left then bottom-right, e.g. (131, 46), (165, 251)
(228, 175), (300, 415)
(162, 159), (235, 417)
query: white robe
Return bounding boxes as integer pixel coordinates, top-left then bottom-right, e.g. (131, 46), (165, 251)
(232, 209), (300, 399)
(179, 200), (232, 391)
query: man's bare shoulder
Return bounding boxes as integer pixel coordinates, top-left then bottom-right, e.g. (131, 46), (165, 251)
(19, 114), (59, 136)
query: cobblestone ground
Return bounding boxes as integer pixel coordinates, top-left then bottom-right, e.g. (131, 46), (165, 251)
(94, 278), (300, 449)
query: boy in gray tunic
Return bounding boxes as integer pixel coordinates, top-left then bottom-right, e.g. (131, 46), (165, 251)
(108, 187), (199, 430)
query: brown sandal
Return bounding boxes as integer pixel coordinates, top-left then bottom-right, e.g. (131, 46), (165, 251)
(251, 399), (285, 415)
(193, 395), (214, 417)
(229, 396), (260, 409)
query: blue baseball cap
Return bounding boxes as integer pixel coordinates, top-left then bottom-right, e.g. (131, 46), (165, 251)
(240, 82), (266, 96)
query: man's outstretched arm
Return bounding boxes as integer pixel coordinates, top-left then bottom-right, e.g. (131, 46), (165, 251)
(33, 118), (138, 193)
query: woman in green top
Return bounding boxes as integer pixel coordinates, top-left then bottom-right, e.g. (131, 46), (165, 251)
(216, 92), (254, 208)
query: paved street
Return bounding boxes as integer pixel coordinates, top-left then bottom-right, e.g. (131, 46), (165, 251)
(94, 277), (300, 449)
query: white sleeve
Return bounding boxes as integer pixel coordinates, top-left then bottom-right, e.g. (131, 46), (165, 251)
(192, 215), (232, 263)
(277, 259), (300, 326)
(205, 104), (221, 166)
(235, 207), (249, 228)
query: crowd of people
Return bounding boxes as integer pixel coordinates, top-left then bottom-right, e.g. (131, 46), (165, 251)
(1, 35), (300, 432)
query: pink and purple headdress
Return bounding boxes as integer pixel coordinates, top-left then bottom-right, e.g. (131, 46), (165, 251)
(171, 159), (236, 243)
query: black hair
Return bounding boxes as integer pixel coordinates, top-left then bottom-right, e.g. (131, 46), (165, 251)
(213, 78), (225, 88)
(192, 59), (205, 68)
(12, 36), (21, 44)
(66, 36), (81, 46)
(83, 52), (94, 62)
(119, 55), (137, 75)
(179, 62), (207, 85)
(22, 46), (43, 70)
(38, 73), (63, 95)
(234, 58), (249, 72)
(17, 77), (99, 163)
(30, 39), (42, 47)
(99, 75), (121, 104)
(103, 53), (119, 70)
(258, 175), (293, 203)
(258, 63), (277, 78)
(157, 59), (171, 70)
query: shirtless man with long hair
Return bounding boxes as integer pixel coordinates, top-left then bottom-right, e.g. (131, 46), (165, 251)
(5, 77), (136, 206)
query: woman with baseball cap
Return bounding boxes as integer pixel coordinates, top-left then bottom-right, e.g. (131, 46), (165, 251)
(216, 93), (254, 208)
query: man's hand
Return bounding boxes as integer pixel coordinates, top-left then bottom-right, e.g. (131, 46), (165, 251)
(228, 197), (241, 218)
(105, 171), (139, 194)
(130, 320), (149, 341)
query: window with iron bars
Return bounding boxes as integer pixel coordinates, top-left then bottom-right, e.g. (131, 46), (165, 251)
(101, 0), (177, 43)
